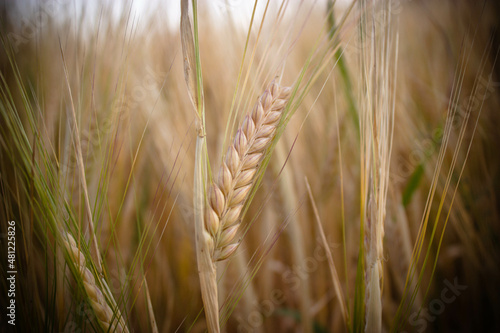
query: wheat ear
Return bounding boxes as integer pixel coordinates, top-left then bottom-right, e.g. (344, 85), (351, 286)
(62, 233), (129, 333)
(205, 80), (291, 261)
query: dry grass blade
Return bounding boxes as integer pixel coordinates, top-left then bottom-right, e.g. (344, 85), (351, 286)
(180, 0), (200, 118)
(305, 177), (349, 328)
(276, 143), (312, 333)
(62, 233), (129, 333)
(205, 79), (291, 262)
(144, 279), (159, 333)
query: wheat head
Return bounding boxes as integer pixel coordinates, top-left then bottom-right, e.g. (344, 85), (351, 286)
(63, 233), (129, 333)
(205, 80), (291, 261)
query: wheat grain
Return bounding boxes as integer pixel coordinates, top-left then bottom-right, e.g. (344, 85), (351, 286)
(205, 80), (291, 262)
(63, 233), (129, 333)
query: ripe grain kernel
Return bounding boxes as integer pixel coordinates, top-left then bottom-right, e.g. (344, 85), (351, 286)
(62, 233), (128, 332)
(204, 80), (290, 262)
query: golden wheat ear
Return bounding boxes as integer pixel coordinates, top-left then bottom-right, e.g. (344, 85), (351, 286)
(63, 233), (129, 333)
(205, 80), (291, 262)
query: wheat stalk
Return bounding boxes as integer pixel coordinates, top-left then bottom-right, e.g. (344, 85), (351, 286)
(205, 80), (291, 262)
(62, 233), (129, 333)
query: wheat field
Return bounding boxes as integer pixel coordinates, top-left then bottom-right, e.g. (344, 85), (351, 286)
(0, 0), (499, 332)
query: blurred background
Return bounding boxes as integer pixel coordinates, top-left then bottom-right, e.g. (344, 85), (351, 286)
(1, 0), (499, 332)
